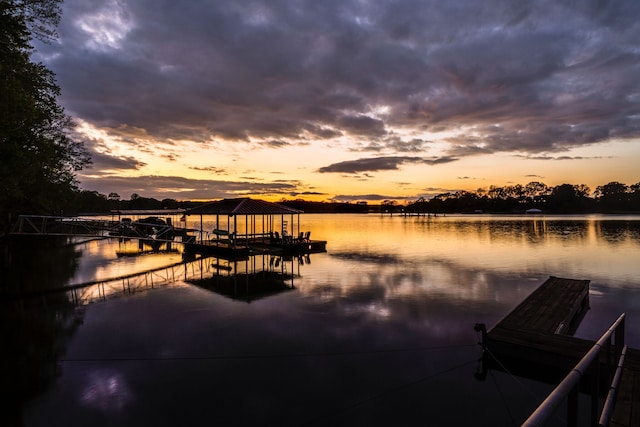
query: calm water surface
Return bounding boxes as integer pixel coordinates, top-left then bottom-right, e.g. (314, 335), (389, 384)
(3, 214), (640, 426)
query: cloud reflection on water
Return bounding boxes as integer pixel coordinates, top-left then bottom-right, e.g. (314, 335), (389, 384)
(80, 369), (134, 412)
(11, 214), (640, 427)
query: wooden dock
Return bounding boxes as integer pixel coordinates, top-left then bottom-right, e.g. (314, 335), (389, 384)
(477, 276), (640, 426)
(183, 237), (327, 259)
(491, 276), (590, 335)
(613, 347), (640, 427)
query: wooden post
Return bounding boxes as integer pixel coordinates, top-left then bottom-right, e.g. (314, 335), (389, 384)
(567, 386), (578, 427)
(590, 360), (599, 427)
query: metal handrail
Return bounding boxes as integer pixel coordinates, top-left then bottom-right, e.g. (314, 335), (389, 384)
(598, 345), (628, 427)
(522, 313), (626, 427)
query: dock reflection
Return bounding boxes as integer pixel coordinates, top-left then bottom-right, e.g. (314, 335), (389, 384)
(6, 251), (313, 307)
(187, 253), (311, 302)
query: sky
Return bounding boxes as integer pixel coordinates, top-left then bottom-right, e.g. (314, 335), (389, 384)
(34, 0), (640, 203)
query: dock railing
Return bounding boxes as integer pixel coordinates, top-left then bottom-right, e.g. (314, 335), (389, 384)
(522, 313), (626, 427)
(11, 215), (117, 236)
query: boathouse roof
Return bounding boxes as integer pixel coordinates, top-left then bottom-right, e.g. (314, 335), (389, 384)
(186, 198), (303, 215)
(110, 209), (186, 215)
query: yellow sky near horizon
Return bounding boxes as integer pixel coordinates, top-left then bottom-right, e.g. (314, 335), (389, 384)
(76, 120), (640, 203)
(38, 0), (640, 203)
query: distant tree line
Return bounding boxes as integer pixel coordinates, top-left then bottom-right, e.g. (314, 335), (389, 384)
(279, 199), (371, 213)
(404, 181), (640, 214)
(72, 191), (198, 213)
(71, 192), (374, 214)
(4, 180), (639, 225)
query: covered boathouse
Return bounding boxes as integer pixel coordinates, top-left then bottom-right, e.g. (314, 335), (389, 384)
(184, 197), (326, 258)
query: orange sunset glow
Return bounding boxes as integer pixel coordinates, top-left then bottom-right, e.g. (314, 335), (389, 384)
(33, 0), (640, 203)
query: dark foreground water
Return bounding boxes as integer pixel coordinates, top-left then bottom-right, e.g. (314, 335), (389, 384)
(2, 214), (639, 426)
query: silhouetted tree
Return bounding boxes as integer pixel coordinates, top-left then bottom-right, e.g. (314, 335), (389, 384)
(125, 195), (161, 210)
(594, 181), (629, 212)
(548, 184), (590, 213)
(1, 0), (89, 227)
(404, 180), (639, 214)
(630, 182), (640, 211)
(73, 190), (111, 213)
(0, 0), (89, 221)
(524, 181), (550, 205)
(161, 198), (180, 209)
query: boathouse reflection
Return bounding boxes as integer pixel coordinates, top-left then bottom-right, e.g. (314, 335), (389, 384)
(8, 249), (312, 310)
(187, 253), (310, 302)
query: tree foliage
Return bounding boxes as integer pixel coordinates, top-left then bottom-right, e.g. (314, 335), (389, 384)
(45, 179), (640, 215)
(405, 181), (640, 214)
(1, 0), (89, 227)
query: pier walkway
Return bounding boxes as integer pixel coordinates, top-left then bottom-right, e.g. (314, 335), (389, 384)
(9, 210), (327, 258)
(476, 276), (639, 426)
(614, 347), (640, 427)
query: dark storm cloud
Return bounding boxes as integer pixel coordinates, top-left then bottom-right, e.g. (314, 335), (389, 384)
(78, 174), (300, 200)
(262, 139), (290, 148)
(37, 0), (640, 155)
(358, 137), (430, 153)
(337, 114), (386, 137)
(84, 148), (146, 171)
(318, 156), (458, 173)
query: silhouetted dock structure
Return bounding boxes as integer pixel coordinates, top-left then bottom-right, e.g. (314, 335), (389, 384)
(184, 198), (327, 258)
(476, 276), (639, 426)
(9, 198), (327, 258)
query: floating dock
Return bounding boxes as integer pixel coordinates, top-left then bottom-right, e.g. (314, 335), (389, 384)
(10, 198), (329, 259)
(491, 276), (590, 335)
(476, 276), (639, 426)
(183, 197), (327, 258)
(481, 276), (592, 379)
(183, 236), (327, 259)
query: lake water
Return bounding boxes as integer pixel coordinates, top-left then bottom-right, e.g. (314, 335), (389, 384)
(4, 213), (640, 426)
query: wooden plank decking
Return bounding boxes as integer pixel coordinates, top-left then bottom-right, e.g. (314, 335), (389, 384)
(611, 347), (640, 427)
(484, 276), (592, 378)
(480, 276), (639, 426)
(490, 276), (590, 335)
